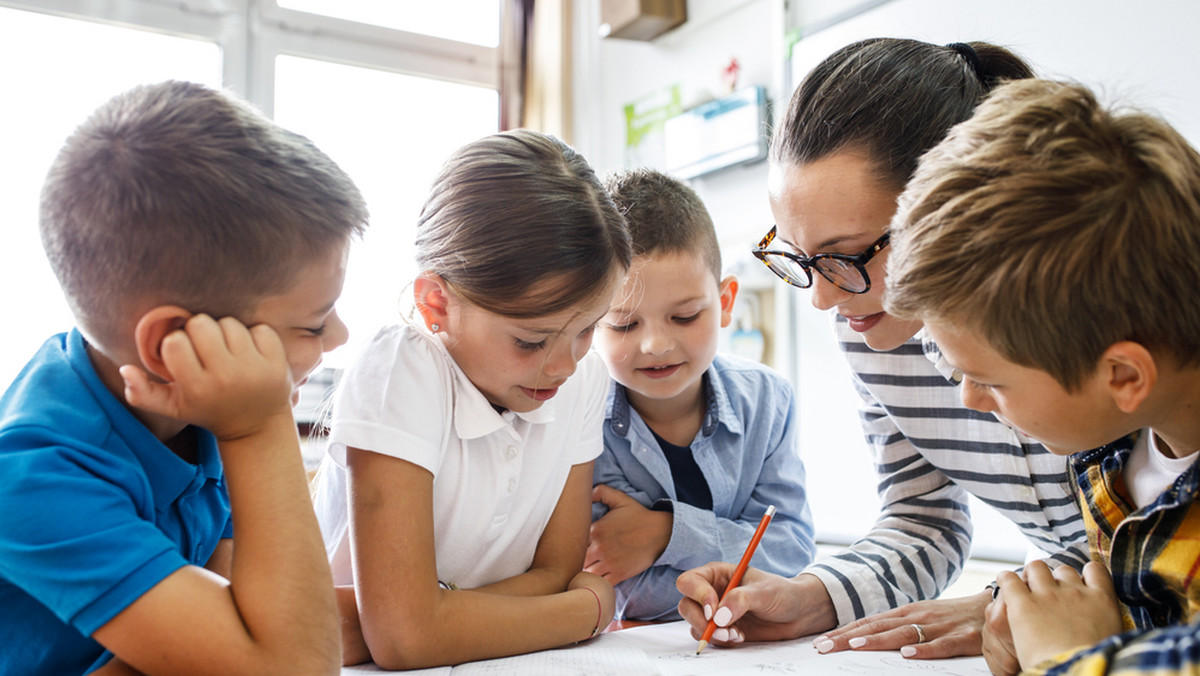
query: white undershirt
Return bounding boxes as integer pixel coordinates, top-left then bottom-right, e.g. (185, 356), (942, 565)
(1124, 429), (1199, 508)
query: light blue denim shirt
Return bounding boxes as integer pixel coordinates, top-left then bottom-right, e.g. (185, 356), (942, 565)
(592, 353), (816, 620)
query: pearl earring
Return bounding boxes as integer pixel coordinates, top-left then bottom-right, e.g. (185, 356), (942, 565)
(431, 323), (440, 333)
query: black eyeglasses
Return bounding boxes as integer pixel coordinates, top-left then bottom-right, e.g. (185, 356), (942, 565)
(751, 225), (890, 294)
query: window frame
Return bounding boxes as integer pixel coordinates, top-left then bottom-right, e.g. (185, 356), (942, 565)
(1, 0), (501, 118)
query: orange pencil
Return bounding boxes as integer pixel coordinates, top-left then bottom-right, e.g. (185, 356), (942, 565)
(696, 504), (776, 654)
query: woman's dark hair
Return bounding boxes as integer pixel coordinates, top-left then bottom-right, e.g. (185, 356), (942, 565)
(770, 38), (1034, 189)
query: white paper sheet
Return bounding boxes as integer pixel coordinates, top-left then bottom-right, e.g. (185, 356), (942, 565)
(597, 621), (992, 676)
(340, 621), (992, 675)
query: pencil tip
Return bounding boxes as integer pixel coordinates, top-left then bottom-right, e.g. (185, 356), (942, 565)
(696, 640), (708, 654)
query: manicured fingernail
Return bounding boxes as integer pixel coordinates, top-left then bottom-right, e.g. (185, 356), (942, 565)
(814, 638), (834, 653)
(713, 628), (730, 641)
(901, 646), (917, 657)
(713, 606), (733, 627)
(848, 637), (866, 649)
(728, 627), (743, 643)
(704, 604), (712, 621)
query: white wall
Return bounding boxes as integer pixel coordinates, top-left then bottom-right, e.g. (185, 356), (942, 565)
(572, 0), (1200, 561)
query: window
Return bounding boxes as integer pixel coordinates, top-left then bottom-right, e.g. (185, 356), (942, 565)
(277, 1), (500, 46)
(272, 56), (498, 370)
(0, 4), (222, 388)
(0, 1), (501, 397)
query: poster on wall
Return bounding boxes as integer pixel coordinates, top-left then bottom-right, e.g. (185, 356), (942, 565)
(623, 83), (682, 168)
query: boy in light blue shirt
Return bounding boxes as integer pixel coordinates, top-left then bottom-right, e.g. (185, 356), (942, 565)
(587, 168), (815, 620)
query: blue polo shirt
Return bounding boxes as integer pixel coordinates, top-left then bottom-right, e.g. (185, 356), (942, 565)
(0, 329), (231, 676)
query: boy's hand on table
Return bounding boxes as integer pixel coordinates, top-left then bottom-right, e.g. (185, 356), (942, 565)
(982, 588), (1020, 676)
(121, 314), (295, 441)
(676, 565), (836, 646)
(584, 484), (671, 584)
(1000, 560), (1122, 671)
(816, 591), (990, 658)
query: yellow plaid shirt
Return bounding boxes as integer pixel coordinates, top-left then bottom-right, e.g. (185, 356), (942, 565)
(1029, 431), (1200, 675)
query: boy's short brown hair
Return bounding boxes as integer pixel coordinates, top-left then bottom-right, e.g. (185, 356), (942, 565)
(603, 168), (721, 280)
(39, 80), (368, 354)
(886, 79), (1200, 390)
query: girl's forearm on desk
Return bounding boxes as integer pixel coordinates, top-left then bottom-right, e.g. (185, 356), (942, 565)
(360, 583), (609, 670)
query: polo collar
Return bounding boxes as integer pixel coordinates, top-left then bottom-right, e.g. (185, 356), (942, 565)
(67, 328), (224, 508)
(428, 337), (555, 440)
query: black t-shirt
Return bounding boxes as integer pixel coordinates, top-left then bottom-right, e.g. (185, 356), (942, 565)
(650, 430), (713, 511)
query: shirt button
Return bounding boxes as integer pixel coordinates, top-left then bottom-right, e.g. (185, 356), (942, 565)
(507, 478), (517, 492)
(505, 445), (518, 460)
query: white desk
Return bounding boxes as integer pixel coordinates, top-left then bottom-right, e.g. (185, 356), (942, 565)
(341, 621), (991, 675)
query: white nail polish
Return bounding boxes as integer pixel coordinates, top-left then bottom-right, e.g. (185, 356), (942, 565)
(814, 639), (834, 653)
(728, 627), (743, 643)
(704, 604), (712, 621)
(848, 637), (867, 649)
(901, 646), (917, 657)
(713, 606), (733, 627)
(713, 628), (730, 642)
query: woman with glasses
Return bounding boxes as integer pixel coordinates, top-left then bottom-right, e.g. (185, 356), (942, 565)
(676, 38), (1089, 671)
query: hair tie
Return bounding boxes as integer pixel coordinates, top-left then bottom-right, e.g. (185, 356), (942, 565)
(946, 42), (987, 85)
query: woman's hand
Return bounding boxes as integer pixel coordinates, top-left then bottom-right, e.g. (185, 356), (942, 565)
(676, 566), (837, 645)
(813, 590), (989, 658)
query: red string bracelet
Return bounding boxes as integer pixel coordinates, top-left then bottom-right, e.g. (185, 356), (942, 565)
(580, 586), (602, 641)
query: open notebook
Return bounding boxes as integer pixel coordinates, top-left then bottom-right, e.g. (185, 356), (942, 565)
(341, 620), (991, 675)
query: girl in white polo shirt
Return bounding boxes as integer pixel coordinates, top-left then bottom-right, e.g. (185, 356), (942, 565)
(311, 129), (632, 669)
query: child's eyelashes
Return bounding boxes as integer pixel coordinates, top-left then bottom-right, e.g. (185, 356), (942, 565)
(603, 312), (700, 332)
(514, 337), (547, 352)
(604, 321), (636, 333)
(966, 378), (998, 392)
(304, 323), (327, 337)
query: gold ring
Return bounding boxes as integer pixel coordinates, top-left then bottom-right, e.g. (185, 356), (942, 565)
(911, 624), (926, 643)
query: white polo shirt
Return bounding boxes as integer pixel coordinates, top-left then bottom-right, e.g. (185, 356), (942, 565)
(312, 324), (607, 588)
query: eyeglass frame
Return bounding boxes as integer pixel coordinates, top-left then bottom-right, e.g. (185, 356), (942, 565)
(751, 225), (891, 294)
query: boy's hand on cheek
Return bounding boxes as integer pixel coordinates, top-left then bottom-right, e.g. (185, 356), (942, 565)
(1001, 561), (1123, 671)
(584, 484), (672, 584)
(121, 314), (295, 441)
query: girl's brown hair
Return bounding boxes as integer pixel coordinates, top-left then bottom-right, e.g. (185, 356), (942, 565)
(415, 129), (632, 318)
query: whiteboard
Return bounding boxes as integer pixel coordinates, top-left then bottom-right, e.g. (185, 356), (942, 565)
(789, 0), (1200, 144)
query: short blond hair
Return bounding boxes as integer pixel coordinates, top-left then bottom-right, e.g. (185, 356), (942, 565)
(886, 79), (1200, 390)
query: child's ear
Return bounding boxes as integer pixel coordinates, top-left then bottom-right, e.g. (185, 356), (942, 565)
(414, 272), (451, 333)
(1100, 341), (1157, 414)
(132, 306), (193, 381)
(718, 275), (739, 328)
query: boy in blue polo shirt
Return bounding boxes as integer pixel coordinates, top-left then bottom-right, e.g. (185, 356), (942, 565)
(0, 81), (367, 675)
(586, 168), (815, 620)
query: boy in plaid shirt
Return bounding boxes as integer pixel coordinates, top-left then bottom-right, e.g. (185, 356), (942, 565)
(887, 78), (1200, 675)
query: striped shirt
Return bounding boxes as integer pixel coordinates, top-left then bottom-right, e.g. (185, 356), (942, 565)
(1031, 433), (1200, 675)
(804, 316), (1090, 624)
